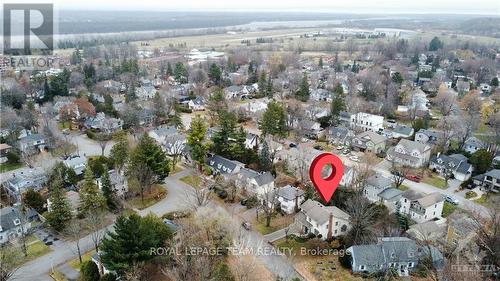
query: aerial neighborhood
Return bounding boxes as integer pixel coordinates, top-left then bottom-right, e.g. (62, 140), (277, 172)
(0, 12), (499, 281)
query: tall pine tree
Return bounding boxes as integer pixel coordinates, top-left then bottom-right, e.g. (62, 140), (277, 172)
(47, 176), (72, 231)
(330, 83), (346, 126)
(79, 168), (106, 216)
(187, 116), (207, 171)
(101, 169), (117, 210)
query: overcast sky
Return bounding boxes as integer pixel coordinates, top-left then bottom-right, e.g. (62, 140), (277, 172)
(6, 0), (500, 14)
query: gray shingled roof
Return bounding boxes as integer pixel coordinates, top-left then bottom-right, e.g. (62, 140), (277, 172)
(397, 139), (430, 154)
(277, 185), (304, 201)
(485, 169), (500, 179)
(378, 188), (403, 201)
(300, 199), (350, 225)
(417, 192), (444, 207)
(366, 174), (393, 189)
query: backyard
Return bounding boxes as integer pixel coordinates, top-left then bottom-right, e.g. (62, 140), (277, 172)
(252, 213), (294, 235)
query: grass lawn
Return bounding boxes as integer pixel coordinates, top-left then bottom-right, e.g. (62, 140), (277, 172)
(397, 184), (409, 191)
(68, 250), (96, 271)
(170, 164), (184, 174)
(252, 214), (294, 235)
(0, 162), (23, 172)
(442, 202), (458, 218)
(473, 193), (498, 209)
(422, 173), (447, 189)
(465, 191), (478, 199)
(179, 174), (202, 188)
(128, 185), (167, 210)
(50, 270), (68, 281)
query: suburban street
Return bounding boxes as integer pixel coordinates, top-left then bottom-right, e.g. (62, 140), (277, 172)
(11, 168), (302, 281)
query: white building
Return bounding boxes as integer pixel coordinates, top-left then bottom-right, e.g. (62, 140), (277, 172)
(350, 112), (384, 132)
(294, 199), (350, 239)
(387, 139), (431, 168)
(275, 185), (305, 214)
(399, 190), (444, 223)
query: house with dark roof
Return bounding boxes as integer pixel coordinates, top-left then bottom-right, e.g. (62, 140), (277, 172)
(399, 190), (444, 223)
(387, 139), (431, 168)
(0, 207), (35, 244)
(2, 169), (47, 201)
(463, 137), (486, 154)
(429, 153), (472, 181)
(294, 199), (350, 239)
(326, 126), (355, 146)
(207, 155), (244, 175)
(415, 129), (445, 146)
(84, 112), (123, 133)
(391, 125), (414, 139)
(236, 167), (275, 196)
(364, 174), (393, 202)
(347, 237), (444, 276)
(18, 133), (47, 154)
(275, 185), (304, 214)
(473, 169), (500, 193)
(351, 131), (387, 154)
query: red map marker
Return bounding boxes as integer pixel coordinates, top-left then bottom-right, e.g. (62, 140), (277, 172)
(309, 153), (344, 203)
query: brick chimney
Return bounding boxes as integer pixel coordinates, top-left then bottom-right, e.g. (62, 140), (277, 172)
(327, 212), (333, 240)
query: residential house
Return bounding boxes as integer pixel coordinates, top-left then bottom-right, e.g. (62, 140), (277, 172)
(84, 113), (123, 133)
(63, 155), (87, 176)
(326, 126), (355, 146)
(3, 169), (47, 201)
(347, 237), (444, 276)
(351, 131), (387, 154)
(429, 153), (472, 181)
(275, 185), (304, 214)
(446, 213), (478, 254)
(294, 199), (350, 239)
(415, 129), (445, 146)
(97, 170), (128, 197)
(224, 85), (250, 99)
(236, 168), (275, 196)
(463, 137), (485, 154)
(407, 220), (446, 243)
(310, 88), (332, 102)
(148, 126), (186, 156)
(364, 174), (393, 202)
(350, 112), (384, 132)
(18, 133), (47, 154)
(0, 143), (12, 164)
(391, 125), (414, 139)
(387, 139), (431, 168)
(473, 169), (500, 192)
(207, 155), (244, 175)
(188, 96), (206, 111)
(399, 190), (444, 223)
(245, 132), (259, 149)
(377, 188), (404, 212)
(0, 207), (34, 244)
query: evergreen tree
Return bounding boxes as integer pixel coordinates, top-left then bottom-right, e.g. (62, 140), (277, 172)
(208, 63), (222, 85)
(166, 62), (173, 76)
(100, 214), (172, 274)
(258, 71), (267, 97)
(130, 134), (171, 181)
(330, 83), (346, 126)
(23, 189), (45, 213)
(46, 176), (72, 231)
(79, 168), (106, 216)
(318, 57), (324, 68)
(491, 77), (499, 87)
(259, 140), (272, 171)
(212, 110), (238, 156)
(187, 116), (207, 171)
(429, 36), (443, 51)
(101, 169), (117, 210)
(266, 78), (273, 98)
(80, 260), (100, 281)
(174, 62), (188, 83)
(296, 72), (310, 102)
(125, 83), (136, 103)
(110, 135), (128, 172)
(167, 105), (184, 129)
(260, 101), (287, 138)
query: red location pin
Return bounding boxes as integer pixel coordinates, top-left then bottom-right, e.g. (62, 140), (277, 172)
(309, 153), (344, 203)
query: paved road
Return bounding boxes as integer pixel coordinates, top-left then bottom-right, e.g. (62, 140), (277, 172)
(12, 168), (302, 281)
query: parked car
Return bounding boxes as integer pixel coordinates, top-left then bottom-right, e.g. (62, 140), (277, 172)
(240, 199), (248, 206)
(405, 175), (422, 182)
(313, 145), (324, 151)
(342, 149), (350, 155)
(241, 222), (252, 230)
(349, 155), (360, 162)
(336, 145), (344, 150)
(289, 143), (297, 148)
(445, 196), (460, 205)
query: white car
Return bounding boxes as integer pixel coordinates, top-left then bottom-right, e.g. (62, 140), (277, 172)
(336, 145), (344, 150)
(349, 155), (360, 162)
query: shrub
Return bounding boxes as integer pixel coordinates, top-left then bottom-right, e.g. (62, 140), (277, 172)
(465, 191), (477, 199)
(80, 260), (100, 281)
(245, 195), (258, 209)
(211, 263), (235, 281)
(100, 273), (117, 281)
(6, 151), (20, 164)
